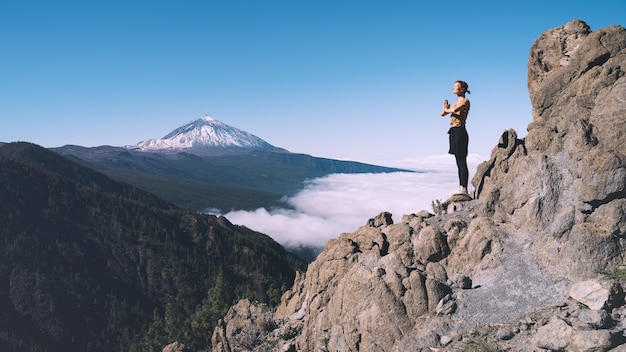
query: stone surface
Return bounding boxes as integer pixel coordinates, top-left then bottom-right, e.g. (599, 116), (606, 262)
(532, 317), (573, 351)
(472, 19), (626, 280)
(570, 279), (620, 310)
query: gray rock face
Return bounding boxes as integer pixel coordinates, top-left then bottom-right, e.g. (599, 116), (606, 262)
(474, 18), (626, 279)
(209, 20), (626, 352)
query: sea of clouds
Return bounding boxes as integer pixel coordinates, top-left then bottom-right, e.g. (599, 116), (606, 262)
(223, 154), (483, 249)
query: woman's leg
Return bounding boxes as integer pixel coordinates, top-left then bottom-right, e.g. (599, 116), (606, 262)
(449, 126), (469, 190)
(455, 153), (469, 188)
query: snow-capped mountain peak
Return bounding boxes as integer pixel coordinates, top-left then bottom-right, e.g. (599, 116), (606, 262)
(135, 116), (287, 155)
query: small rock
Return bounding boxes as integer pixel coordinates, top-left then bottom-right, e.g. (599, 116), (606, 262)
(440, 335), (453, 346)
(533, 317), (573, 351)
(577, 308), (612, 329)
(416, 210), (434, 218)
(367, 211), (393, 227)
(162, 342), (188, 352)
(569, 279), (620, 310)
(570, 329), (613, 351)
(451, 273), (472, 289)
(436, 294), (457, 315)
(496, 326), (515, 340)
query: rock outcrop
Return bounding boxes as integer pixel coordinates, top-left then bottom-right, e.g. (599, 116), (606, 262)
(209, 20), (626, 352)
(475, 19), (626, 280)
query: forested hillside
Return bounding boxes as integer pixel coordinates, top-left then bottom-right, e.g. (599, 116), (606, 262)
(0, 142), (307, 352)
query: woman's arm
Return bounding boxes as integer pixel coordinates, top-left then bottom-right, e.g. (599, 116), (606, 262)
(440, 99), (450, 116)
(442, 98), (468, 115)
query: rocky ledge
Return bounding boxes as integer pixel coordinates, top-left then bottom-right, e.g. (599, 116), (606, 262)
(202, 19), (626, 352)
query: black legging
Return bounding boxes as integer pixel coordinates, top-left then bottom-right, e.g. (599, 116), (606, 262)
(448, 126), (469, 188)
(455, 153), (469, 188)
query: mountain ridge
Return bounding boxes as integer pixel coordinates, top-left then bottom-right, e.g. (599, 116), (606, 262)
(49, 116), (412, 213)
(53, 146), (412, 213)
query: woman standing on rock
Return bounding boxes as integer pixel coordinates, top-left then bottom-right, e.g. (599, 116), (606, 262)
(440, 80), (471, 195)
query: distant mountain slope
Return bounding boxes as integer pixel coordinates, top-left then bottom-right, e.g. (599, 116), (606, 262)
(53, 116), (412, 212)
(0, 142), (307, 352)
(134, 115), (288, 155)
(54, 145), (413, 212)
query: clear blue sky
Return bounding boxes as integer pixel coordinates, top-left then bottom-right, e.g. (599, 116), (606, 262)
(1, 0), (624, 161)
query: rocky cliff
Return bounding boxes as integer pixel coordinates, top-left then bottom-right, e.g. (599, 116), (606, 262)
(208, 20), (626, 352)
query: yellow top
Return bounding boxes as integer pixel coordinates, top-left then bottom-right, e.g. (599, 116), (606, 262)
(449, 97), (470, 127)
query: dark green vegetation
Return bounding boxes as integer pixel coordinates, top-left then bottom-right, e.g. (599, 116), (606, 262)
(595, 266), (626, 279)
(0, 142), (307, 352)
(53, 145), (412, 212)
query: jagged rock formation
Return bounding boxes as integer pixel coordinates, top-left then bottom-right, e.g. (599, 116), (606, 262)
(208, 20), (626, 352)
(475, 19), (626, 281)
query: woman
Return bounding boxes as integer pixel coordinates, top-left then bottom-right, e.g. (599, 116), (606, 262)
(440, 80), (471, 195)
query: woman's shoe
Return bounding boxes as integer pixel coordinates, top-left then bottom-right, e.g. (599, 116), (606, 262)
(452, 186), (468, 195)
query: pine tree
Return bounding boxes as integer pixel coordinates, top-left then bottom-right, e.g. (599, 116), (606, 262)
(140, 309), (167, 352)
(187, 271), (231, 350)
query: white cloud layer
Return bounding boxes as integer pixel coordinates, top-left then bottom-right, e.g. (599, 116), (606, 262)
(224, 154), (483, 248)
